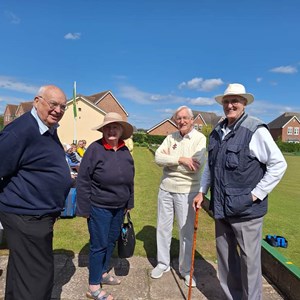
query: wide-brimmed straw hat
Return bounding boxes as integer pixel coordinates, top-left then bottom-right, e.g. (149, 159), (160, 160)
(92, 112), (133, 140)
(215, 83), (254, 105)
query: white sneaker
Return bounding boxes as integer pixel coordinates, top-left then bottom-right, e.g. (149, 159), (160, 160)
(151, 265), (171, 279)
(184, 274), (196, 287)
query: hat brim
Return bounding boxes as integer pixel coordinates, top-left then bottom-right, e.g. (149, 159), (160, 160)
(215, 93), (254, 105)
(92, 120), (133, 140)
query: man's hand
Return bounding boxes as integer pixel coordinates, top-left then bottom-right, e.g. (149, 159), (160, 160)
(179, 157), (200, 171)
(251, 193), (258, 202)
(193, 192), (204, 211)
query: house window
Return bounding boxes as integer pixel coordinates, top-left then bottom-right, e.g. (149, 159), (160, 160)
(194, 124), (198, 130)
(287, 127), (293, 135)
(294, 127), (299, 135)
(199, 124), (203, 132)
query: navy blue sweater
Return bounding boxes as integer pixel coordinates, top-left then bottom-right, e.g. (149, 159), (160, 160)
(76, 139), (134, 217)
(0, 112), (73, 215)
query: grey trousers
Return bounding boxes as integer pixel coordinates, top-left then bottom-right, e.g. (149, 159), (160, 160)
(216, 217), (264, 300)
(156, 189), (197, 276)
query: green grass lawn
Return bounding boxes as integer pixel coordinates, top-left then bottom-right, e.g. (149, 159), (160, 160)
(52, 147), (216, 261)
(51, 148), (300, 266)
(263, 155), (300, 267)
(1, 147), (298, 268)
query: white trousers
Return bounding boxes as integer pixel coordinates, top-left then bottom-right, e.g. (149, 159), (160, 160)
(156, 188), (197, 276)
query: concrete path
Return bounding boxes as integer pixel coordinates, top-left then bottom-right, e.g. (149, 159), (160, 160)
(0, 254), (284, 300)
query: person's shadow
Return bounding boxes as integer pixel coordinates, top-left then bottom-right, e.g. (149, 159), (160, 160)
(136, 224), (225, 300)
(78, 241), (131, 277)
(78, 242), (89, 268)
(51, 249), (76, 299)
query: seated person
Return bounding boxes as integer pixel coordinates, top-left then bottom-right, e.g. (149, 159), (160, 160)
(64, 144), (80, 172)
(77, 140), (86, 157)
(71, 143), (82, 162)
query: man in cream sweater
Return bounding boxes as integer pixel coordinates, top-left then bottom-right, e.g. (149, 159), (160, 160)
(151, 106), (206, 288)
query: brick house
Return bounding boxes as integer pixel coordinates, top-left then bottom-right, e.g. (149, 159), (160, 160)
(58, 90), (129, 145)
(192, 110), (223, 131)
(3, 104), (18, 127)
(15, 102), (33, 118)
(3, 102), (33, 127)
(147, 119), (177, 136)
(2, 90), (129, 146)
(268, 112), (300, 143)
(147, 110), (222, 136)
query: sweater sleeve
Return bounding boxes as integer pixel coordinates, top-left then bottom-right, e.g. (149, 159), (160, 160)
(155, 135), (180, 166)
(0, 130), (24, 178)
(155, 132), (207, 174)
(75, 147), (94, 217)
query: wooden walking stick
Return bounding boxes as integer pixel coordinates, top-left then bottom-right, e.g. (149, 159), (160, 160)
(187, 208), (200, 300)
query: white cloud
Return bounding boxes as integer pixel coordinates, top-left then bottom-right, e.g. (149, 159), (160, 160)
(178, 78), (224, 91)
(64, 33), (81, 40)
(5, 11), (20, 24)
(0, 76), (39, 94)
(118, 85), (160, 104)
(256, 77), (263, 83)
(118, 85), (185, 104)
(270, 65), (298, 74)
(189, 97), (215, 106)
(119, 84), (218, 108)
(246, 99), (300, 123)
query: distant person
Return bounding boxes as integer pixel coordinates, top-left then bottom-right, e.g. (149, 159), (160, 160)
(193, 83), (287, 299)
(71, 143), (82, 162)
(151, 106), (206, 288)
(0, 85), (73, 300)
(76, 112), (135, 300)
(82, 139), (87, 150)
(125, 135), (134, 155)
(64, 144), (80, 171)
(77, 140), (86, 157)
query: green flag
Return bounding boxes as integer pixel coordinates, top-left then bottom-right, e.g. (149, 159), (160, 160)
(73, 81), (77, 118)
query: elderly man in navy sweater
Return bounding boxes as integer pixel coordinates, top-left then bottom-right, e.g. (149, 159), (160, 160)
(0, 85), (73, 300)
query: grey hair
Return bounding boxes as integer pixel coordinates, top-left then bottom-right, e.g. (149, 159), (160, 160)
(36, 86), (46, 96)
(35, 85), (66, 98)
(173, 106), (194, 119)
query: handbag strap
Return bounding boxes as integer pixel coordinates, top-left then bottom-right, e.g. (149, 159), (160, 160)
(125, 211), (132, 223)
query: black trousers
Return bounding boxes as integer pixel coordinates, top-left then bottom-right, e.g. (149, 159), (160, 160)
(0, 211), (57, 300)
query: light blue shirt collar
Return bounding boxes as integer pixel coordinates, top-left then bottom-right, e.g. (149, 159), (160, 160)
(31, 107), (59, 135)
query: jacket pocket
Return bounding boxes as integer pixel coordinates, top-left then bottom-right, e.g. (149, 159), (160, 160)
(225, 144), (242, 169)
(224, 187), (253, 217)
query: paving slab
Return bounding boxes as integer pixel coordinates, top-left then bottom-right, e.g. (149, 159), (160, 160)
(0, 254), (284, 300)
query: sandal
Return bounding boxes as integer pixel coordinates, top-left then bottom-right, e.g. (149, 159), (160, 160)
(86, 288), (113, 300)
(101, 274), (121, 285)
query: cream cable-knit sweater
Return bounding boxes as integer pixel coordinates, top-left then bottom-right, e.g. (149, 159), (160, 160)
(155, 129), (206, 193)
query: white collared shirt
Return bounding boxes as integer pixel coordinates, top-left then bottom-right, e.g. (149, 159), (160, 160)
(200, 126), (287, 200)
(31, 107), (59, 135)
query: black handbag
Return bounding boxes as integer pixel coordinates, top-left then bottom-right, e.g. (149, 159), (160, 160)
(118, 212), (136, 258)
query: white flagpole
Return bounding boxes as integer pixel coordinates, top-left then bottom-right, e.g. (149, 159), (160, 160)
(73, 81), (77, 144)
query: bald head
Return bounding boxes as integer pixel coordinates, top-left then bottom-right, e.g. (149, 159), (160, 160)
(33, 85), (67, 127)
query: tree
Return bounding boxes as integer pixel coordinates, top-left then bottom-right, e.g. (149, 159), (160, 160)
(0, 114), (4, 131)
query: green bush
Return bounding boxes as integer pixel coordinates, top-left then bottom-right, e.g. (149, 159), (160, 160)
(276, 140), (300, 153)
(133, 133), (166, 147)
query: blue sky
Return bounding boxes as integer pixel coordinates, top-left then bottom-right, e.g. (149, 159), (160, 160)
(0, 0), (299, 129)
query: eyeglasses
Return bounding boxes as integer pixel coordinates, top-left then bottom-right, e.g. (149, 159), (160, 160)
(222, 98), (243, 106)
(175, 116), (192, 122)
(37, 96), (67, 112)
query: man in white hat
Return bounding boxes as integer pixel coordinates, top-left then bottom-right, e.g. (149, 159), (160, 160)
(193, 83), (287, 299)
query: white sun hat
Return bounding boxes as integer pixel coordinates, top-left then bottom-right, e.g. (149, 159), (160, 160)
(215, 83), (254, 105)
